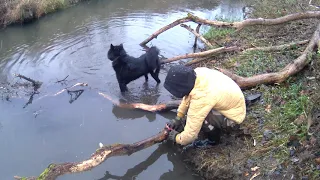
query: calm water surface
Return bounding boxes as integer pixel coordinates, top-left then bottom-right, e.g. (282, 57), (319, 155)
(0, 0), (244, 179)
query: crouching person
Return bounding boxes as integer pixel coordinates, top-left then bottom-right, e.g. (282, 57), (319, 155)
(163, 65), (246, 145)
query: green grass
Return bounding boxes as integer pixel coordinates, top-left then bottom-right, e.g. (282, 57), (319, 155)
(203, 27), (235, 41)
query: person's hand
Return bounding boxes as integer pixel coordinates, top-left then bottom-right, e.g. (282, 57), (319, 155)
(167, 129), (179, 143)
(167, 116), (182, 130)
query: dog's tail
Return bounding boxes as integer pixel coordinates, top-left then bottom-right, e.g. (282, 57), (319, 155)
(145, 46), (161, 71)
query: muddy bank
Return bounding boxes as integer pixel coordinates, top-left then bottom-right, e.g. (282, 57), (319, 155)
(182, 0), (320, 179)
(0, 0), (88, 27)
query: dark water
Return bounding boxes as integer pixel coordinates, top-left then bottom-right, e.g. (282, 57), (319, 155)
(0, 0), (244, 179)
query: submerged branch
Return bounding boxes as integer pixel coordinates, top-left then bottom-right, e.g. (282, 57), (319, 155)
(15, 130), (168, 180)
(14, 74), (42, 91)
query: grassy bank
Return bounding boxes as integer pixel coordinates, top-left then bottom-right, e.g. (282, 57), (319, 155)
(185, 0), (320, 179)
(0, 0), (87, 27)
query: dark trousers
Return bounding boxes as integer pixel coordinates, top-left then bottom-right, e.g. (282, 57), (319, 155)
(200, 110), (238, 143)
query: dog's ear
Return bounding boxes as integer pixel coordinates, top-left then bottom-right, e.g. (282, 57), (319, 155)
(119, 43), (124, 49)
(110, 44), (114, 49)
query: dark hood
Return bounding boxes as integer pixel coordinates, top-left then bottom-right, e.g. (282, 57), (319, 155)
(164, 65), (196, 98)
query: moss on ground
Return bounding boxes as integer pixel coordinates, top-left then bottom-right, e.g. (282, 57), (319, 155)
(0, 0), (88, 27)
(185, 0), (320, 179)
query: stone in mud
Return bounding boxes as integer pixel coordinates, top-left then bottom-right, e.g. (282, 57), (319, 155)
(263, 129), (273, 141)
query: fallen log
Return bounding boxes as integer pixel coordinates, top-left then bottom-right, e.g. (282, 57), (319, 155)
(140, 11), (320, 46)
(99, 92), (180, 112)
(187, 11), (320, 30)
(180, 24), (213, 48)
(216, 23), (320, 89)
(162, 46), (239, 64)
(14, 130), (168, 180)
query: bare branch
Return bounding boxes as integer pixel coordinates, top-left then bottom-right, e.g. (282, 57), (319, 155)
(216, 23), (320, 89)
(99, 92), (180, 112)
(180, 24), (213, 48)
(139, 17), (191, 46)
(193, 24), (202, 48)
(140, 11), (320, 45)
(14, 74), (42, 91)
(162, 46), (239, 64)
(15, 130), (168, 180)
(243, 40), (310, 53)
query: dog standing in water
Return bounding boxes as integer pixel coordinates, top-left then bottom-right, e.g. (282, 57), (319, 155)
(107, 44), (161, 92)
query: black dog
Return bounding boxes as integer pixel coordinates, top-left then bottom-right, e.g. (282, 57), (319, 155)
(107, 44), (161, 92)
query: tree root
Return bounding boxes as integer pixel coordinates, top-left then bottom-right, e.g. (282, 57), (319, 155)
(140, 11), (320, 46)
(215, 23), (320, 89)
(98, 92), (180, 112)
(180, 24), (213, 48)
(14, 130), (168, 180)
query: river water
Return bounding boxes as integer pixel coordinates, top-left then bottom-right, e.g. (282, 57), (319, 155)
(0, 0), (244, 179)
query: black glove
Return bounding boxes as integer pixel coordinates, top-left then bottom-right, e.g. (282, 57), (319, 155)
(167, 117), (182, 130)
(167, 129), (179, 143)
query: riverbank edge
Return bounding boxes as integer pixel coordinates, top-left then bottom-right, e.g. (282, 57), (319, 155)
(184, 0), (320, 179)
(0, 0), (90, 28)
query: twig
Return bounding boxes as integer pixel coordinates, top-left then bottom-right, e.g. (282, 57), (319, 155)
(243, 40), (309, 53)
(161, 46), (239, 64)
(180, 24), (213, 48)
(55, 75), (69, 83)
(14, 74), (42, 91)
(15, 130), (168, 180)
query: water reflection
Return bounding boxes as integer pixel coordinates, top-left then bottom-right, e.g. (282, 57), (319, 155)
(98, 143), (200, 180)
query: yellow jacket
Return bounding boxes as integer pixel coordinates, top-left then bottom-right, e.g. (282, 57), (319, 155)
(175, 67), (246, 145)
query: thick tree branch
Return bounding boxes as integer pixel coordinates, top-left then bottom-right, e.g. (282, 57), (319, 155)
(14, 130), (168, 180)
(139, 17), (190, 46)
(140, 11), (320, 46)
(187, 11), (320, 30)
(162, 46), (239, 64)
(216, 23), (320, 89)
(99, 92), (180, 112)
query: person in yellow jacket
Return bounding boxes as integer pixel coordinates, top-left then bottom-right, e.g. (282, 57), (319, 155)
(163, 65), (246, 145)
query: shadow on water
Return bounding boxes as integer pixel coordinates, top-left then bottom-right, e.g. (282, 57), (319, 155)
(0, 0), (244, 179)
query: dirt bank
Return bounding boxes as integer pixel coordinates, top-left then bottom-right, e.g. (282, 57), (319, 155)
(0, 0), (88, 27)
(183, 0), (320, 179)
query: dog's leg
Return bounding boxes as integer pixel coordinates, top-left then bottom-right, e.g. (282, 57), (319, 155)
(119, 82), (128, 92)
(144, 74), (148, 81)
(150, 69), (161, 84)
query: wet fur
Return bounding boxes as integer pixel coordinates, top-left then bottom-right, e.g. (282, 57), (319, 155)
(107, 44), (161, 92)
